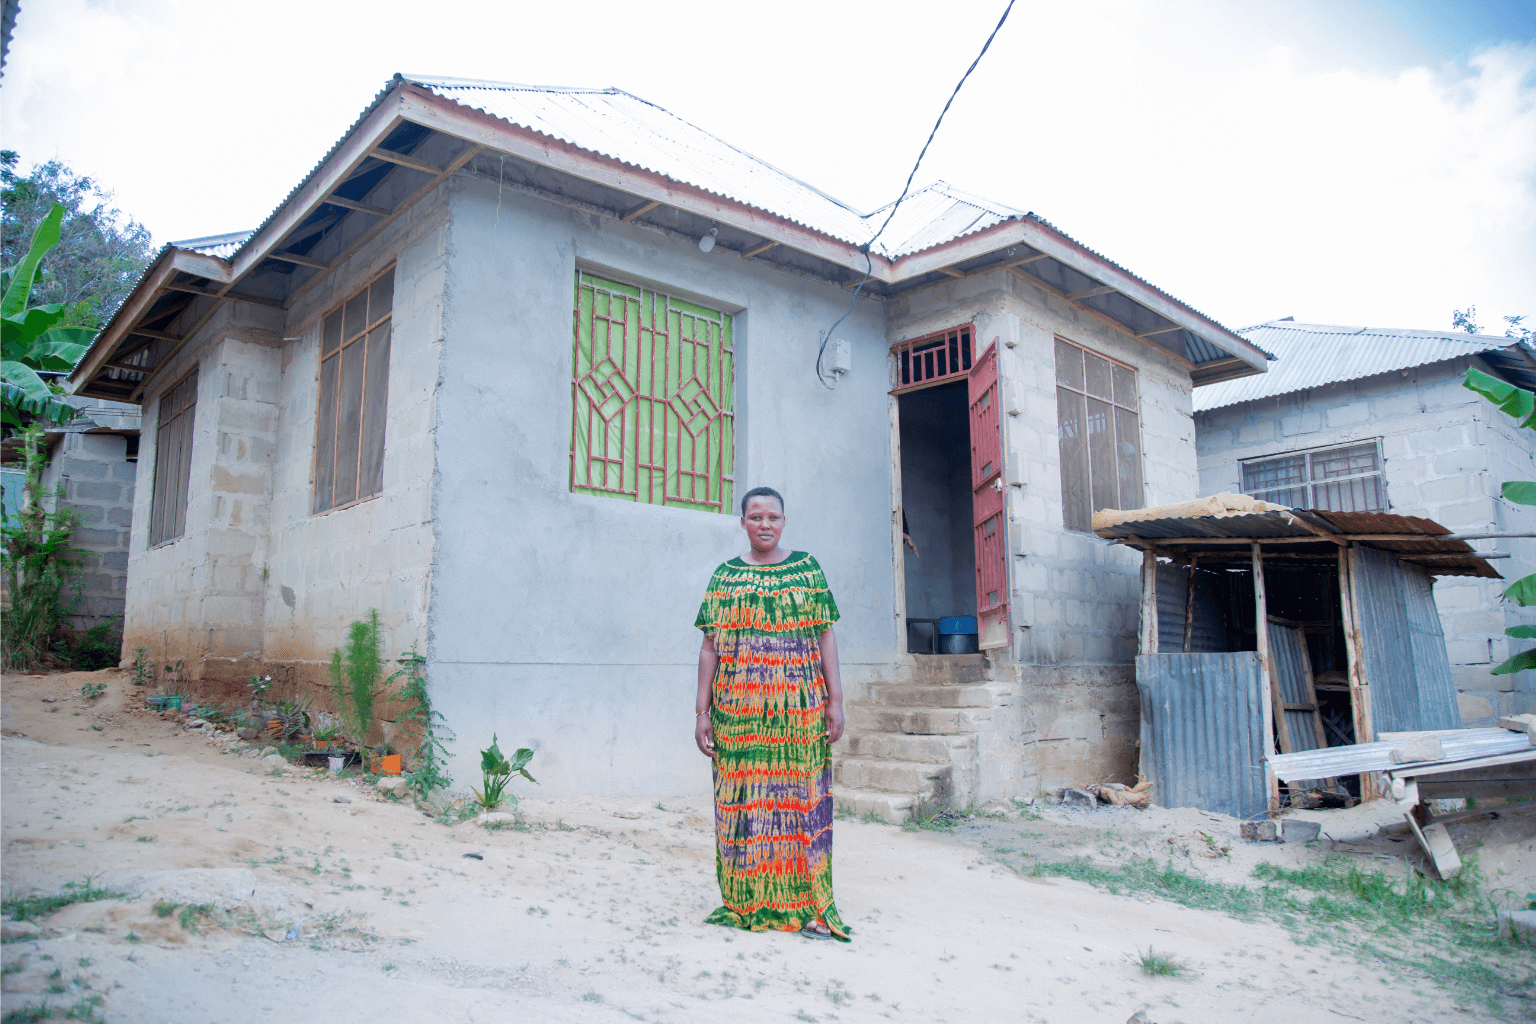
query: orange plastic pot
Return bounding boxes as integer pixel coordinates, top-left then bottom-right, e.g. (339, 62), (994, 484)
(368, 754), (402, 776)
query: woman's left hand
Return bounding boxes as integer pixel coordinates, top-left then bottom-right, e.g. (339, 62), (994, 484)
(825, 701), (845, 744)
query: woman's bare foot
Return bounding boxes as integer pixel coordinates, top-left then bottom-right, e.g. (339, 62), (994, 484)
(801, 920), (834, 940)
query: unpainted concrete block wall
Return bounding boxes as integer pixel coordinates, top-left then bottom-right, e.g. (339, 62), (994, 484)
(40, 431), (137, 628)
(1194, 356), (1536, 726)
(885, 271), (1199, 792)
(122, 180), (452, 713)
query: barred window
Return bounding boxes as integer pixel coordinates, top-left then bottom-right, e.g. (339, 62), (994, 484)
(1056, 338), (1142, 532)
(149, 370), (198, 546)
(314, 267), (393, 513)
(570, 271), (735, 513)
(1242, 441), (1386, 512)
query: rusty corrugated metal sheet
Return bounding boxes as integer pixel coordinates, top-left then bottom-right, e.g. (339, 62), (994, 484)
(1136, 652), (1269, 819)
(1193, 320), (1536, 412)
(1402, 565), (1460, 730)
(1268, 623), (1323, 753)
(1354, 548), (1461, 733)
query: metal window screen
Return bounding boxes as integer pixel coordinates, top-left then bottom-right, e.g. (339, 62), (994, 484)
(890, 325), (974, 391)
(1242, 442), (1384, 512)
(314, 267), (394, 514)
(571, 272), (735, 513)
(1054, 338), (1141, 531)
(149, 370), (199, 546)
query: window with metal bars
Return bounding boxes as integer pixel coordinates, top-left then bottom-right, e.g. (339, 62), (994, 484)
(1055, 337), (1142, 532)
(149, 370), (198, 546)
(313, 266), (393, 514)
(890, 324), (973, 391)
(1241, 441), (1386, 512)
(570, 271), (735, 513)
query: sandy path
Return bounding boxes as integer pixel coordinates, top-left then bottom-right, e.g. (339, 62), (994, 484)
(0, 670), (1482, 1023)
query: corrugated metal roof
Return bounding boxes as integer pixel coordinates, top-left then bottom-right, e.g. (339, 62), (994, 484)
(1269, 728), (1532, 781)
(1193, 320), (1536, 412)
(870, 182), (1024, 258)
(169, 231), (253, 260)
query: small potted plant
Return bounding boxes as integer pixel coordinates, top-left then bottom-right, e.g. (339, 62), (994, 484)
(367, 741), (401, 777)
(309, 710), (343, 750)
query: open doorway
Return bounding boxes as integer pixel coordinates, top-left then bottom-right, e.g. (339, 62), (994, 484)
(899, 379), (977, 650)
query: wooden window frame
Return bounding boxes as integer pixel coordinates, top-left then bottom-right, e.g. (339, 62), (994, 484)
(569, 270), (735, 514)
(1055, 336), (1144, 532)
(1241, 440), (1387, 513)
(312, 265), (395, 515)
(148, 368), (199, 547)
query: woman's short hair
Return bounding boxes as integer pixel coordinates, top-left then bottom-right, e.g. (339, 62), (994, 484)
(740, 486), (785, 516)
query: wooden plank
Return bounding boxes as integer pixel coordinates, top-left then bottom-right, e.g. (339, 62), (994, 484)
(279, 213), (345, 245)
(1282, 702), (1318, 712)
(620, 199), (662, 223)
(937, 265), (967, 278)
(124, 328), (184, 343)
(1116, 535), (1341, 547)
(1066, 284), (1117, 300)
(1341, 547), (1379, 802)
(324, 194), (392, 217)
(1139, 548), (1159, 656)
(1182, 555), (1197, 653)
(1294, 624), (1330, 753)
(103, 360), (153, 374)
(163, 283), (284, 309)
(741, 240), (779, 259)
(1136, 324), (1184, 338)
(1254, 542), (1284, 812)
(267, 251), (332, 271)
(1499, 713), (1536, 741)
(369, 147), (444, 175)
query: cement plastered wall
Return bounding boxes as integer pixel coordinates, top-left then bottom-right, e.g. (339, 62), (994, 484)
(1194, 356), (1536, 725)
(431, 175), (891, 798)
(886, 271), (1200, 793)
(121, 185), (451, 709)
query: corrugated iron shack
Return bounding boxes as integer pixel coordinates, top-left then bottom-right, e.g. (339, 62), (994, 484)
(1092, 493), (1502, 818)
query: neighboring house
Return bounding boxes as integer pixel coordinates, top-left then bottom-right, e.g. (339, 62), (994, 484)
(0, 396), (141, 631)
(67, 75), (1269, 810)
(1193, 319), (1536, 727)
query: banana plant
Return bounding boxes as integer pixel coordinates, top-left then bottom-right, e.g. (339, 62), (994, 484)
(1463, 366), (1536, 673)
(3, 203), (95, 428)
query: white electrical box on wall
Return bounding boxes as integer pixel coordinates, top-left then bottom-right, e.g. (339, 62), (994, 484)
(826, 338), (851, 377)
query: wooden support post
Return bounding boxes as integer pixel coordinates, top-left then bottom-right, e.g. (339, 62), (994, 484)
(1182, 555), (1198, 653)
(1139, 548), (1159, 656)
(1340, 547), (1379, 801)
(1253, 542), (1280, 812)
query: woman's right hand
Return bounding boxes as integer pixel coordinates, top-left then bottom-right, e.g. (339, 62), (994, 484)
(695, 713), (716, 758)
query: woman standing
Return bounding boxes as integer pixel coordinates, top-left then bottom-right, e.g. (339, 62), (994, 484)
(694, 486), (850, 941)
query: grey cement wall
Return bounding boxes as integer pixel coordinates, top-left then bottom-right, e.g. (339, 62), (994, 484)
(39, 419), (138, 629)
(122, 180), (453, 718)
(1194, 355), (1536, 726)
(885, 270), (1202, 795)
(430, 174), (891, 799)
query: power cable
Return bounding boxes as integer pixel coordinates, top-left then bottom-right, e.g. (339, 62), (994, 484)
(816, 0), (1017, 388)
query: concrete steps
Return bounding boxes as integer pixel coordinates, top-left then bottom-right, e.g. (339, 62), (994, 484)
(833, 654), (1005, 822)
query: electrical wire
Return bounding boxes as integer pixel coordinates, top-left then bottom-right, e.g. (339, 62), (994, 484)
(816, 0), (1018, 388)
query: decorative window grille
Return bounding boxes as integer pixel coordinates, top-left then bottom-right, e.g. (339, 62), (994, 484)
(1241, 441), (1386, 512)
(890, 324), (973, 391)
(149, 369), (199, 546)
(314, 266), (393, 514)
(571, 271), (735, 513)
(1055, 337), (1142, 532)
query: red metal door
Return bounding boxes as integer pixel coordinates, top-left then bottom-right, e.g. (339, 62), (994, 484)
(968, 339), (1010, 650)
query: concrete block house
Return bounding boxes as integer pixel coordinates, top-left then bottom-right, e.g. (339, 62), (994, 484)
(1193, 319), (1536, 727)
(69, 75), (1269, 812)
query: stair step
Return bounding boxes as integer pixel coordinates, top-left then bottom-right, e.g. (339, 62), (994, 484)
(834, 756), (951, 796)
(904, 653), (990, 685)
(845, 704), (982, 735)
(838, 732), (972, 763)
(870, 684), (994, 708)
(834, 788), (916, 824)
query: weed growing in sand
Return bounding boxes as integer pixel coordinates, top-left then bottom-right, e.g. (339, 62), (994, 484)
(2, 1001), (53, 1024)
(901, 803), (958, 833)
(1019, 853), (1532, 1015)
(122, 931), (139, 944)
(63, 995), (104, 1022)
(581, 992), (603, 1003)
(0, 965), (19, 977)
(79, 682), (105, 700)
(3, 879), (126, 922)
(129, 648), (154, 687)
(1134, 947), (1190, 977)
(134, 836), (154, 843)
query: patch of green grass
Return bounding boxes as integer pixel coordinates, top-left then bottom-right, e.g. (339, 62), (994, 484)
(152, 900), (178, 918)
(2, 1002), (53, 1024)
(177, 904), (215, 933)
(123, 931), (140, 944)
(901, 803), (958, 833)
(1134, 947), (1189, 977)
(64, 995), (104, 1022)
(3, 880), (127, 922)
(581, 991), (603, 1003)
(1, 964), (21, 977)
(134, 835), (155, 844)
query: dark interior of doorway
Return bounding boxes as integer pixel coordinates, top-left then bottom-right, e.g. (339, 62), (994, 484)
(898, 380), (976, 652)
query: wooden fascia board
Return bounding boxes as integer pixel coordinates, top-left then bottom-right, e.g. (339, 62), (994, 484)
(169, 249), (234, 285)
(1010, 219), (1269, 373)
(226, 88), (410, 284)
(396, 85), (896, 283)
(67, 253), (183, 391)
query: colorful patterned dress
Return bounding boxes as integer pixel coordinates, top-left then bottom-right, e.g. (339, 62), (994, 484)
(695, 552), (850, 940)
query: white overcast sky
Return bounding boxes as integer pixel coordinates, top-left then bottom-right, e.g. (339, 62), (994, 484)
(3, 0), (1533, 335)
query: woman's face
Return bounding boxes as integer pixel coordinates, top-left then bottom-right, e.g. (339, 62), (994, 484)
(740, 496), (786, 554)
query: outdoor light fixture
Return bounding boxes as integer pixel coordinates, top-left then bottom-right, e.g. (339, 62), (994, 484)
(699, 228), (718, 253)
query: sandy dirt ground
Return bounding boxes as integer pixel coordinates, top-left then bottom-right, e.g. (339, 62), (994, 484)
(3, 669), (1530, 1023)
